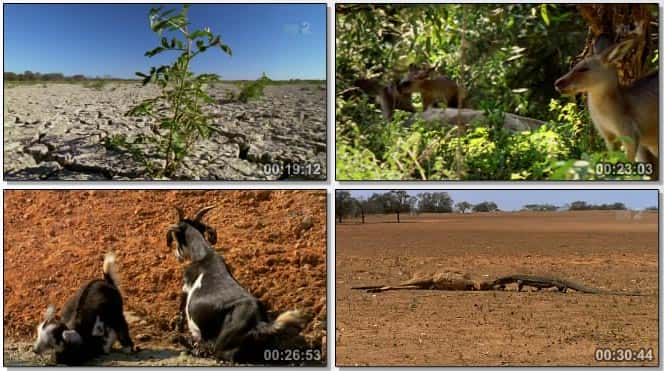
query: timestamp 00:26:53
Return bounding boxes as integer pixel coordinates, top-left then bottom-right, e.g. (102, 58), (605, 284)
(263, 348), (323, 362)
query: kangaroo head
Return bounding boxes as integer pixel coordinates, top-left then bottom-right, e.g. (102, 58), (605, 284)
(555, 35), (636, 95)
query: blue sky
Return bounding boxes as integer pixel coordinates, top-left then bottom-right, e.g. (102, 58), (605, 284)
(4, 4), (326, 80)
(347, 190), (658, 211)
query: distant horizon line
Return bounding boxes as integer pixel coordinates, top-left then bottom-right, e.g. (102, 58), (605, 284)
(3, 71), (325, 81)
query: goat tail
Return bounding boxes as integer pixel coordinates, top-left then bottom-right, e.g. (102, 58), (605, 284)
(255, 310), (306, 337)
(103, 252), (121, 289)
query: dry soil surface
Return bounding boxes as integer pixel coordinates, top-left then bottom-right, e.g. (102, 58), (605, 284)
(336, 211), (658, 366)
(3, 190), (327, 366)
(3, 82), (326, 180)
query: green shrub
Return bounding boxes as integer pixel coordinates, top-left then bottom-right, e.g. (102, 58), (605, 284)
(238, 73), (270, 102)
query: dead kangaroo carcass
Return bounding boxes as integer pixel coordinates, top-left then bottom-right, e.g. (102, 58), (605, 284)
(352, 269), (490, 293)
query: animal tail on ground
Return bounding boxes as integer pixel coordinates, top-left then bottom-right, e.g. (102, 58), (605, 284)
(102, 252), (120, 289)
(253, 310), (306, 337)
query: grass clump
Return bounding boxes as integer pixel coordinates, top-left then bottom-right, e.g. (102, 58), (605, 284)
(238, 73), (270, 103)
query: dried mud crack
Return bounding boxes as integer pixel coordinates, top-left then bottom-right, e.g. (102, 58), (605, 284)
(4, 82), (327, 180)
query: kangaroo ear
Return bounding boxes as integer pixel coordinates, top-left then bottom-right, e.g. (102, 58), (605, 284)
(205, 226), (218, 245)
(601, 37), (637, 65)
(593, 34), (612, 55)
(62, 330), (82, 344)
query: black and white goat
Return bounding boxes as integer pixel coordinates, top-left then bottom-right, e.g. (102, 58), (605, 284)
(166, 206), (306, 362)
(33, 253), (134, 365)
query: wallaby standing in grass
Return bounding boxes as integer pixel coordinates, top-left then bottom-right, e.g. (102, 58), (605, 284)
(397, 63), (466, 110)
(554, 33), (658, 178)
(353, 78), (415, 121)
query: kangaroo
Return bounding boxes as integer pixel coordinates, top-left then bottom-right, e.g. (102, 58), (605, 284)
(397, 63), (466, 110)
(353, 78), (415, 121)
(554, 33), (658, 179)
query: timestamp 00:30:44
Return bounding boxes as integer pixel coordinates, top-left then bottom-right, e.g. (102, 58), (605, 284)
(594, 347), (655, 362)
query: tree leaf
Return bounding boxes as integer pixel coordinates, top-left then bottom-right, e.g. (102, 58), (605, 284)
(540, 4), (550, 26)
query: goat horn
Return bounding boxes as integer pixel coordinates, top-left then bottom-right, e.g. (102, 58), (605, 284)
(45, 305), (56, 321)
(174, 207), (184, 223)
(193, 206), (215, 222)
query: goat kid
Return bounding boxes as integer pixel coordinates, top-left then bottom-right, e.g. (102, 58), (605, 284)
(166, 206), (306, 363)
(33, 253), (134, 365)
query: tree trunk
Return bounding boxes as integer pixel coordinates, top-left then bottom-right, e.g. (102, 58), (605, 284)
(396, 211), (400, 223)
(361, 208), (365, 224)
(576, 4), (655, 84)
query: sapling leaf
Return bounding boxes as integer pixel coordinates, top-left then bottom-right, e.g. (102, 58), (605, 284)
(219, 44), (232, 55)
(145, 46), (165, 57)
(189, 30), (210, 40)
(160, 9), (176, 18)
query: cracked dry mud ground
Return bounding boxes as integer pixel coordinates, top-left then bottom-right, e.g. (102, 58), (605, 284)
(3, 82), (326, 180)
(336, 211), (658, 366)
(3, 190), (327, 366)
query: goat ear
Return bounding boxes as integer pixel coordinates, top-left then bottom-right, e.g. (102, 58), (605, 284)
(62, 330), (82, 344)
(174, 207), (184, 223)
(205, 227), (218, 245)
(166, 229), (175, 248)
(193, 206), (215, 222)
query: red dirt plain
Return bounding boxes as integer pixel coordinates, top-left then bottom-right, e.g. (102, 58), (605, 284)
(336, 211), (658, 366)
(4, 190), (326, 363)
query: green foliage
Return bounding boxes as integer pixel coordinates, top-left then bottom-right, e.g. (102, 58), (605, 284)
(336, 95), (651, 180)
(238, 73), (271, 103)
(125, 5), (232, 178)
(103, 134), (146, 162)
(336, 4), (587, 118)
(336, 4), (657, 181)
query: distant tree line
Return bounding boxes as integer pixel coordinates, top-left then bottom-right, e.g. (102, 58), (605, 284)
(568, 201), (627, 211)
(521, 201), (633, 211)
(335, 190), (501, 224)
(522, 204), (560, 211)
(336, 192), (645, 224)
(4, 71), (125, 82)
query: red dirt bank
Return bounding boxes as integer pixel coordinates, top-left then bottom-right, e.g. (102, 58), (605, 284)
(3, 190), (327, 355)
